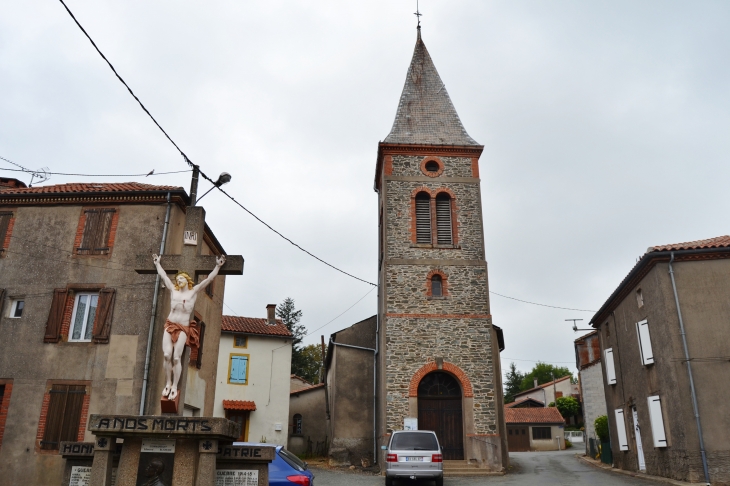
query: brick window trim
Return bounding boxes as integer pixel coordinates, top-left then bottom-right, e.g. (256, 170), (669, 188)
(0, 209), (16, 258)
(426, 269), (449, 297)
(409, 361), (474, 398)
(59, 284), (106, 340)
(35, 380), (91, 453)
(409, 186), (459, 246)
(420, 156), (445, 178)
(0, 379), (13, 451)
(72, 206), (120, 258)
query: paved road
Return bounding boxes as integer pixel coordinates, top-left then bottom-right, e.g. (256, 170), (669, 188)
(311, 450), (659, 486)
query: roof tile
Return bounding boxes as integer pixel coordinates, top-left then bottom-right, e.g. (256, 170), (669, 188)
(504, 407), (565, 425)
(648, 235), (730, 253)
(0, 182), (182, 195)
(221, 316), (292, 337)
(222, 400), (256, 411)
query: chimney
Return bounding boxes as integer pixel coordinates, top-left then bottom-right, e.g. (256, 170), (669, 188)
(534, 378), (538, 389)
(266, 304), (276, 325)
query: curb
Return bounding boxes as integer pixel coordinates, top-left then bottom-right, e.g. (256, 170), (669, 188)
(575, 454), (695, 486)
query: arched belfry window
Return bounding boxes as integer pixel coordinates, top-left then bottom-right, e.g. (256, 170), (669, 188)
(431, 275), (443, 297)
(435, 193), (453, 245)
(415, 192), (432, 244)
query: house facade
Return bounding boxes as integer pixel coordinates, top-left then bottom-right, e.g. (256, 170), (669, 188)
(574, 331), (607, 454)
(213, 307), (292, 446)
(505, 408), (565, 452)
(513, 375), (579, 409)
(590, 236), (730, 484)
(0, 180), (228, 485)
(288, 382), (326, 457)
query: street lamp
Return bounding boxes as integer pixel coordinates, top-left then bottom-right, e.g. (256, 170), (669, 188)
(197, 172), (232, 202)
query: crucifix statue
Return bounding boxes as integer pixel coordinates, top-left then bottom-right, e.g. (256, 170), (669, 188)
(136, 205), (243, 412)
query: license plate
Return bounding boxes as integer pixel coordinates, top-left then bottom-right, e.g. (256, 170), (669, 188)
(405, 457), (423, 462)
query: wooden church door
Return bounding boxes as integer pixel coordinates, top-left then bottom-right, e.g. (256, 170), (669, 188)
(417, 372), (464, 460)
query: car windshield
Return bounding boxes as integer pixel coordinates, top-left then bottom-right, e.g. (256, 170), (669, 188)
(279, 448), (308, 471)
(390, 432), (438, 451)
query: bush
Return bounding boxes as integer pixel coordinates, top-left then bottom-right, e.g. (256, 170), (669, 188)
(594, 415), (610, 442)
(565, 439), (573, 449)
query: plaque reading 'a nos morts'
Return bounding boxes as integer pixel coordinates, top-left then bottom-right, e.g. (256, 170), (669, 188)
(136, 439), (175, 486)
(215, 470), (259, 486)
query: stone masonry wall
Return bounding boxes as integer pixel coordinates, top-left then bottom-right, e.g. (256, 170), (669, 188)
(385, 180), (484, 261)
(580, 361), (607, 443)
(385, 317), (497, 434)
(391, 155), (473, 178)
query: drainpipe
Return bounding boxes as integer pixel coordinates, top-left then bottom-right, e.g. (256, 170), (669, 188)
(139, 192), (172, 415)
(373, 310), (379, 464)
(668, 252), (710, 485)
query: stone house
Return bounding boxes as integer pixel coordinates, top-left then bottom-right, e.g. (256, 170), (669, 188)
(505, 408), (565, 452)
(574, 331), (607, 454)
(374, 27), (507, 471)
(288, 382), (326, 457)
(0, 180), (229, 485)
(513, 376), (580, 411)
(213, 307), (292, 446)
(590, 236), (730, 484)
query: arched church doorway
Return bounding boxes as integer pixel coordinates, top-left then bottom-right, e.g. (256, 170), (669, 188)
(417, 371), (464, 460)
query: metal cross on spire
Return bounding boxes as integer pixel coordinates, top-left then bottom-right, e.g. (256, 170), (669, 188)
(414, 0), (422, 28)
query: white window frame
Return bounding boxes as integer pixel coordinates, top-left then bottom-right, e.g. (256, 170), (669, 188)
(8, 299), (24, 318)
(636, 319), (654, 366)
(68, 292), (99, 342)
(647, 396), (668, 448)
(614, 408), (630, 451)
(604, 348), (617, 385)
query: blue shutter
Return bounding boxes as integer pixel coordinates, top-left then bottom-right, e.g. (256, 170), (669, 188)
(239, 356), (248, 384)
(230, 357), (240, 383)
(230, 356), (248, 384)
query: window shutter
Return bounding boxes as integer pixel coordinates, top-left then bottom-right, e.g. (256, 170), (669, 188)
(92, 288), (116, 344)
(636, 320), (654, 365)
(647, 396), (668, 447)
(415, 194), (432, 244)
(230, 357), (240, 382)
(604, 348), (617, 385)
(0, 212), (11, 253)
(78, 210), (100, 254)
(238, 357), (248, 383)
(614, 409), (630, 451)
(92, 209), (115, 253)
(435, 195), (453, 245)
(44, 289), (68, 343)
(0, 288), (5, 319)
(195, 322), (206, 369)
(40, 385), (86, 450)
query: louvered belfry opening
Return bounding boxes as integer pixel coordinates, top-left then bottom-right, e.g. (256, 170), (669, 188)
(435, 193), (453, 245)
(415, 192), (432, 244)
(40, 384), (86, 450)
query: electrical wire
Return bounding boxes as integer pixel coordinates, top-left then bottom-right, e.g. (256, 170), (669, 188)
(489, 291), (595, 313)
(0, 164), (190, 178)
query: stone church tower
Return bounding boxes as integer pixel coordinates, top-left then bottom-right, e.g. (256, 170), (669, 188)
(375, 28), (507, 469)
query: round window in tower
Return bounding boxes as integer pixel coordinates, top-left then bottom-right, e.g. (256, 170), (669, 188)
(420, 157), (444, 177)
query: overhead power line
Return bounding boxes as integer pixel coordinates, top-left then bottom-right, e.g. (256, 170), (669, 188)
(0, 163), (191, 178)
(489, 291), (595, 313)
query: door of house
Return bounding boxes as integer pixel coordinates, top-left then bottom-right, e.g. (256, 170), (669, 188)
(507, 426), (530, 452)
(417, 372), (464, 460)
(632, 407), (646, 471)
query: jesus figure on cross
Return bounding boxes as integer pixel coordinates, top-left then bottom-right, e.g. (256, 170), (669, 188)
(153, 253), (225, 400)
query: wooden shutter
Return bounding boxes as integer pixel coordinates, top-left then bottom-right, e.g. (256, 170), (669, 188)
(636, 320), (654, 365)
(195, 322), (206, 369)
(0, 288), (5, 320)
(40, 384), (86, 450)
(78, 209), (115, 255)
(614, 409), (630, 451)
(415, 193), (432, 244)
(44, 289), (68, 343)
(92, 288), (116, 343)
(647, 396), (668, 447)
(435, 194), (453, 245)
(604, 348), (617, 385)
(0, 212), (11, 253)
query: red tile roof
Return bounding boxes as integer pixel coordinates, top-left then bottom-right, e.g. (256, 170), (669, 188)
(290, 383), (325, 396)
(0, 182), (183, 194)
(505, 407), (565, 425)
(648, 235), (730, 253)
(222, 400), (256, 411)
(221, 316), (292, 337)
(505, 397), (544, 408)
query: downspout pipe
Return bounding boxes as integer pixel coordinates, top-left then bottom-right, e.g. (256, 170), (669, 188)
(139, 192), (172, 415)
(668, 252), (710, 485)
(373, 310), (379, 464)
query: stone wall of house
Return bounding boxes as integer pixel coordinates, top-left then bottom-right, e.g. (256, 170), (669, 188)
(579, 361), (607, 446)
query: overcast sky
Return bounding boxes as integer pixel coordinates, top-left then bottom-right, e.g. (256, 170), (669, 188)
(3, 1), (730, 379)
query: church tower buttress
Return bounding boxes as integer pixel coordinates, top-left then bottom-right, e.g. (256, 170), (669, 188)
(375, 28), (506, 469)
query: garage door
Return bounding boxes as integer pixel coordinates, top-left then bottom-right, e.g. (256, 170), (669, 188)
(507, 426), (530, 452)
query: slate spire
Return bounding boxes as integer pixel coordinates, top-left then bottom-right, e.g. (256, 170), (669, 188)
(384, 29), (479, 146)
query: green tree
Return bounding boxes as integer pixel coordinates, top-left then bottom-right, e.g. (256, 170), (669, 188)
(297, 344), (324, 384)
(519, 362), (573, 391)
(594, 415), (610, 442)
(276, 298), (308, 378)
(554, 396), (580, 420)
(504, 362), (525, 404)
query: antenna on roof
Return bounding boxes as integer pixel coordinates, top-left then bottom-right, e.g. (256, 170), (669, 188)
(414, 0), (422, 29)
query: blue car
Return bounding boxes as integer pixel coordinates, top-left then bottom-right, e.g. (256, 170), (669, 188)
(233, 443), (314, 486)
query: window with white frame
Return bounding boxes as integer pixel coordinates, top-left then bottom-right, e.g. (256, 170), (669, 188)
(69, 293), (99, 342)
(8, 299), (24, 318)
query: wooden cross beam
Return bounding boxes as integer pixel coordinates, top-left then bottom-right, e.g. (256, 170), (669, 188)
(135, 207), (244, 277)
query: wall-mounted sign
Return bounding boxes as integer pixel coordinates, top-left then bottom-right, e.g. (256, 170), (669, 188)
(69, 466), (117, 486)
(404, 418), (418, 431)
(141, 439), (176, 453)
(184, 231), (198, 246)
(216, 470), (259, 486)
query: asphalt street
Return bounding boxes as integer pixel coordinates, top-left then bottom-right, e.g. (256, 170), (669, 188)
(311, 450), (660, 486)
